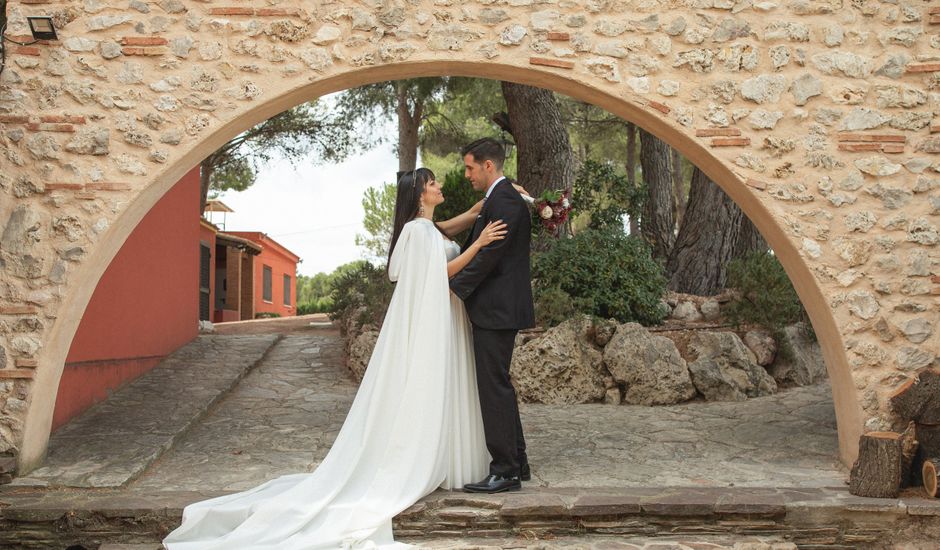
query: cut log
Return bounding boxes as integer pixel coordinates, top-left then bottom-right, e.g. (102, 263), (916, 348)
(924, 458), (939, 498)
(850, 432), (903, 498)
(907, 424), (940, 488)
(890, 368), (940, 424)
(901, 423), (919, 488)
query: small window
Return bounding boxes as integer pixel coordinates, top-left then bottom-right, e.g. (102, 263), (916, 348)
(283, 274), (291, 306)
(262, 265), (272, 302)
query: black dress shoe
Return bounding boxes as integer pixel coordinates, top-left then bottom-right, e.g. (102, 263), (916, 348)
(520, 463), (531, 482)
(463, 473), (521, 494)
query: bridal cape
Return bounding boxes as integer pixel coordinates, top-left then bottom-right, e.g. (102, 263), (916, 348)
(163, 218), (488, 549)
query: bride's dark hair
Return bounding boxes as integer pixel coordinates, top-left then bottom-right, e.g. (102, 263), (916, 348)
(387, 168), (448, 269)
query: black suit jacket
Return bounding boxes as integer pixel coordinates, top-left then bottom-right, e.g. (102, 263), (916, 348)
(449, 180), (536, 331)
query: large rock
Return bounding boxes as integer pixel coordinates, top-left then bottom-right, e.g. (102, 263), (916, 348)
(687, 331), (777, 401)
(603, 323), (696, 405)
(346, 325), (379, 382)
(743, 330), (776, 366)
(510, 316), (608, 404)
(767, 324), (827, 386)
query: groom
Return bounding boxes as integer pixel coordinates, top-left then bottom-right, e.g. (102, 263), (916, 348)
(449, 138), (536, 493)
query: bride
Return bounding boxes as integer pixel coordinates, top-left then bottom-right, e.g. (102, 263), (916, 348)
(163, 168), (511, 549)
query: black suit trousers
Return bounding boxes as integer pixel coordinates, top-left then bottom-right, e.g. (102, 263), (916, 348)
(471, 325), (527, 477)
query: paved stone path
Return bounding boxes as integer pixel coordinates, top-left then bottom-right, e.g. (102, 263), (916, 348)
(128, 327), (843, 492)
(18, 334), (280, 488)
(133, 331), (352, 491)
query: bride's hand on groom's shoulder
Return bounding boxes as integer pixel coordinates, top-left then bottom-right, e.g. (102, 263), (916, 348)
(475, 220), (508, 249)
(512, 183), (530, 197)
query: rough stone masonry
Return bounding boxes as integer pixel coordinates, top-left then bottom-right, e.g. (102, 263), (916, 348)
(0, 0), (938, 473)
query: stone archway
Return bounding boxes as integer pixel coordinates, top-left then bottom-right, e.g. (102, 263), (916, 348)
(2, 1), (938, 474)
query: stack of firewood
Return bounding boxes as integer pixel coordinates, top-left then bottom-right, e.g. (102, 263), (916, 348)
(849, 368), (939, 499)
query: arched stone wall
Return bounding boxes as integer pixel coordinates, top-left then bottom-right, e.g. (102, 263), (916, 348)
(1, 0), (938, 474)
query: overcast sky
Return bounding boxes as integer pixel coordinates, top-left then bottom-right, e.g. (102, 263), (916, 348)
(210, 117), (399, 277)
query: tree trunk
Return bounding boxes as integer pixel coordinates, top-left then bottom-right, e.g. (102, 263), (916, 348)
(199, 161), (213, 215)
(666, 167), (766, 295)
(639, 129), (676, 261)
(626, 123), (638, 235)
(733, 212), (768, 258)
(396, 82), (422, 172)
(501, 81), (574, 198)
(672, 148), (686, 227)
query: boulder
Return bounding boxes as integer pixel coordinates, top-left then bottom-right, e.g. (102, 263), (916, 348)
(347, 325), (379, 382)
(671, 301), (703, 322)
(743, 330), (776, 366)
(510, 316), (608, 404)
(767, 324), (827, 386)
(603, 323), (697, 405)
(687, 331), (777, 401)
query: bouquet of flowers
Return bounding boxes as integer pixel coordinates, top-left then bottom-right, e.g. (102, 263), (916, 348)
(531, 189), (572, 234)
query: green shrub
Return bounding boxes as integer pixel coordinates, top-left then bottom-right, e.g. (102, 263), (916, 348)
(724, 251), (814, 343)
(297, 297), (334, 315)
(328, 262), (394, 333)
(532, 227), (667, 327)
(255, 312), (281, 319)
(571, 160), (646, 231)
(435, 168), (483, 244)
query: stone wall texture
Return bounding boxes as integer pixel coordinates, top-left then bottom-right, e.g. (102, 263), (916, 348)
(0, 0), (938, 472)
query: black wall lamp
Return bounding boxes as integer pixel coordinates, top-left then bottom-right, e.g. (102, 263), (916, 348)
(26, 16), (57, 41)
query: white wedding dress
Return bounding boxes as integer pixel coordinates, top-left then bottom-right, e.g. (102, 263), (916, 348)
(163, 219), (489, 549)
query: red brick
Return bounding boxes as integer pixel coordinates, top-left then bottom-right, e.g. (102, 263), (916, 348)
(837, 133), (907, 143)
(41, 115), (86, 124)
(838, 143), (883, 152)
(710, 137), (751, 147)
(16, 46), (41, 56)
(75, 192), (98, 201)
(932, 275), (940, 284)
(929, 15), (940, 24)
(882, 144), (905, 154)
(0, 115), (29, 124)
(746, 178), (767, 191)
(45, 183), (85, 191)
(0, 305), (39, 315)
(696, 128), (741, 137)
(14, 359), (38, 369)
(122, 46), (168, 56)
(85, 182), (131, 191)
(907, 63), (940, 73)
(529, 57), (575, 69)
(647, 100), (670, 114)
(547, 32), (570, 41)
(19, 0), (54, 4)
(209, 7), (255, 15)
(256, 8), (298, 16)
(121, 37), (169, 46)
(0, 369), (34, 380)
(26, 122), (75, 132)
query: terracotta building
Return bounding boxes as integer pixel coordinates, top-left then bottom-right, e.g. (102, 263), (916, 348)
(226, 232), (300, 319)
(54, 168), (301, 429)
(54, 168), (201, 430)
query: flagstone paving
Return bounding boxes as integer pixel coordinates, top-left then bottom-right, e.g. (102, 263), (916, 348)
(16, 334), (281, 489)
(126, 323), (843, 492)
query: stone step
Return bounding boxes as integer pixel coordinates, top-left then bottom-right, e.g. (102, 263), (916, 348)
(11, 334), (282, 489)
(1, 486), (938, 549)
(97, 535), (800, 550)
